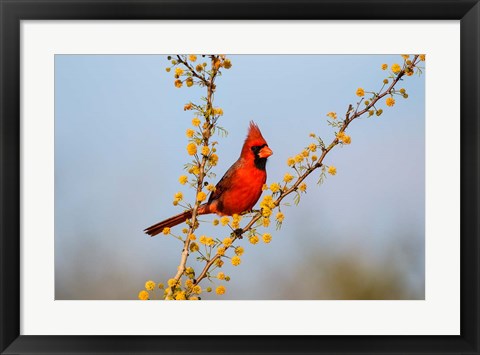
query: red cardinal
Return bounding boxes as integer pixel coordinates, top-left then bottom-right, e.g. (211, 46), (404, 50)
(144, 121), (272, 236)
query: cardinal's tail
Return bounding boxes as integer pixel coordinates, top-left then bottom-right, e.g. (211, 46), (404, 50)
(144, 205), (209, 237)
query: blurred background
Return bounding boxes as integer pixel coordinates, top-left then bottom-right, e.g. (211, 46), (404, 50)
(55, 55), (425, 300)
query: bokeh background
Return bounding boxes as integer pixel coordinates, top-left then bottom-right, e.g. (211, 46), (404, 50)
(55, 55), (425, 300)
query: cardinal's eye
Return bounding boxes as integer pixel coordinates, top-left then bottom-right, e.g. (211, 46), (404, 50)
(251, 144), (266, 154)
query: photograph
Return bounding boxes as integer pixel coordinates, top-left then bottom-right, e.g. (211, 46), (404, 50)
(54, 54), (426, 301)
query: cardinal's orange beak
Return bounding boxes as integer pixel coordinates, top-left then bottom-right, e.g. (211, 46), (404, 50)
(258, 145), (273, 158)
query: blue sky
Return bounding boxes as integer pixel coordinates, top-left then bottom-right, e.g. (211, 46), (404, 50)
(55, 55), (425, 300)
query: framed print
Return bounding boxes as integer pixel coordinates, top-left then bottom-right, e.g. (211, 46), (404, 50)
(1, 0), (479, 354)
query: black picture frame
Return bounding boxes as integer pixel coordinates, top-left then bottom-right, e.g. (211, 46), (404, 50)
(1, 0), (479, 354)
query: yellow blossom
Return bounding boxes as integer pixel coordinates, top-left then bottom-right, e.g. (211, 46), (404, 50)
(193, 285), (202, 294)
(419, 54), (425, 61)
(175, 291), (186, 300)
(270, 182), (281, 193)
(216, 285), (226, 295)
(217, 247), (226, 257)
(381, 63), (388, 70)
(186, 78), (193, 87)
(386, 97), (395, 107)
(311, 155), (318, 161)
(145, 280), (156, 291)
(223, 59), (232, 69)
(328, 166), (337, 175)
(190, 242), (199, 252)
(213, 107), (224, 116)
(186, 142), (197, 155)
(337, 132), (351, 145)
(327, 111), (337, 119)
(302, 150), (309, 157)
(175, 67), (184, 76)
(206, 184), (216, 192)
(401, 54), (409, 59)
(232, 214), (242, 229)
(235, 246), (244, 256)
(206, 237), (215, 246)
(189, 165), (200, 175)
(174, 79), (183, 88)
(309, 143), (317, 152)
(231, 256), (241, 266)
(138, 290), (149, 300)
(196, 191), (206, 202)
(356, 88), (365, 97)
(287, 157), (296, 166)
(210, 154), (219, 166)
(189, 54), (197, 62)
(212, 219), (219, 226)
(201, 146), (210, 156)
(179, 175), (188, 185)
(262, 233), (272, 244)
(249, 235), (259, 245)
(299, 183), (307, 192)
(199, 235), (207, 244)
(222, 237), (233, 247)
(185, 279), (194, 289)
(215, 259), (224, 267)
(283, 173), (294, 183)
(158, 283), (164, 289)
(195, 64), (203, 72)
(174, 192), (183, 201)
(220, 216), (230, 226)
(262, 183), (268, 191)
(276, 212), (285, 222)
(295, 155), (304, 163)
(186, 129), (194, 138)
(391, 63), (401, 73)
(165, 67), (171, 72)
(162, 227), (171, 235)
(184, 103), (192, 111)
(189, 118), (199, 128)
(167, 278), (178, 287)
(263, 217), (270, 227)
(217, 272), (225, 280)
(188, 234), (196, 241)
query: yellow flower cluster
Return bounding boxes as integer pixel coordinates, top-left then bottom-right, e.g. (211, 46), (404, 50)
(138, 290), (149, 300)
(262, 233), (272, 243)
(192, 117), (201, 126)
(381, 63), (388, 70)
(197, 191), (207, 202)
(260, 195), (276, 217)
(356, 88), (365, 97)
(249, 235), (259, 244)
(189, 55), (197, 62)
(178, 175), (188, 185)
(216, 285), (226, 295)
(391, 63), (401, 73)
(220, 216), (230, 226)
(235, 246), (244, 256)
(270, 182), (281, 193)
(145, 280), (156, 291)
(217, 272), (225, 280)
(201, 146), (210, 156)
(186, 142), (197, 155)
(162, 227), (171, 235)
(327, 111), (337, 119)
(337, 131), (351, 145)
(386, 97), (395, 107)
(283, 173), (294, 183)
(186, 128), (194, 138)
(276, 212), (284, 222)
(232, 214), (242, 229)
(213, 107), (224, 116)
(231, 256), (241, 266)
(328, 166), (337, 175)
(222, 237), (233, 247)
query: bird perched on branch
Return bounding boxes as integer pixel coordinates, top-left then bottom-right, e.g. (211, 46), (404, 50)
(144, 121), (273, 236)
